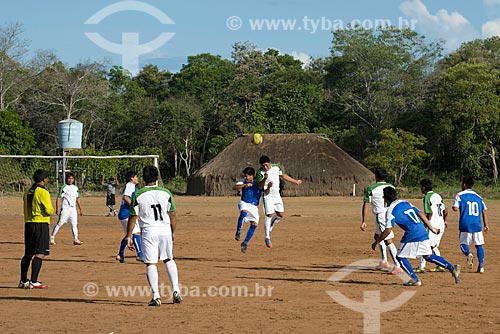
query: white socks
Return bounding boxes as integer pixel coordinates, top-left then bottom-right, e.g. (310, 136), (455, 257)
(387, 243), (400, 268)
(165, 260), (180, 293)
(146, 265), (160, 299)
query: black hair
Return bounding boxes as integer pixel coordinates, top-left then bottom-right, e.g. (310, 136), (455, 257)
(143, 165), (159, 183)
(259, 155), (270, 165)
(420, 178), (433, 192)
(33, 169), (48, 183)
(242, 167), (255, 176)
(374, 167), (388, 181)
(109, 177), (115, 182)
(124, 170), (137, 182)
(383, 187), (398, 204)
(462, 176), (474, 188)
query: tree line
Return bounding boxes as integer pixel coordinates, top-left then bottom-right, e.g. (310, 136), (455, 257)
(1, 22), (500, 187)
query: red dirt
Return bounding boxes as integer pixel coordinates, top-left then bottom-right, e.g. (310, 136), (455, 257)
(0, 196), (499, 333)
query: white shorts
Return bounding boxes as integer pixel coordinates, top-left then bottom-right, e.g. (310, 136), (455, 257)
(459, 231), (485, 246)
(238, 201), (260, 224)
(428, 229), (444, 247)
(374, 214), (394, 240)
(397, 239), (432, 259)
(142, 226), (173, 264)
(57, 208), (78, 226)
(262, 195), (284, 215)
(119, 218), (140, 234)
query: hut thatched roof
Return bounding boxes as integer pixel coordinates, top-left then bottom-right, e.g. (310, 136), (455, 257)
(186, 134), (374, 196)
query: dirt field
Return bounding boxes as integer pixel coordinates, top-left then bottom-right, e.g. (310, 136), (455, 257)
(0, 195), (499, 334)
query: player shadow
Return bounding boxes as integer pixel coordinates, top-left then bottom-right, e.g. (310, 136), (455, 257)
(0, 241), (23, 245)
(237, 276), (326, 283)
(0, 295), (145, 306)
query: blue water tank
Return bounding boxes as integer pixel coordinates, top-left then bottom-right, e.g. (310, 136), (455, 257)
(58, 119), (83, 149)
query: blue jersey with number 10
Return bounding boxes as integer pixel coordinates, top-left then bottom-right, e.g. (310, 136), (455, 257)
(386, 200), (429, 243)
(453, 189), (486, 233)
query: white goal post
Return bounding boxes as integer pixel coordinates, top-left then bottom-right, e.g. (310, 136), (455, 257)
(0, 154), (160, 195)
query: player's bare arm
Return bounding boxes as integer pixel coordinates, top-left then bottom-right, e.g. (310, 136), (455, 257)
(372, 227), (392, 249)
(418, 211), (439, 234)
(443, 208), (448, 228)
(258, 172), (268, 189)
(169, 211), (177, 241)
(482, 210), (489, 232)
(232, 183), (252, 190)
(123, 195), (132, 206)
(126, 214), (137, 249)
(281, 173), (302, 185)
(360, 202), (369, 231)
(76, 197), (83, 216)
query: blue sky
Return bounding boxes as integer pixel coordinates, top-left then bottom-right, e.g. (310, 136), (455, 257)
(1, 0), (499, 74)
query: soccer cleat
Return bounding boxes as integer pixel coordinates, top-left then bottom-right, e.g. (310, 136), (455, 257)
(73, 240), (83, 245)
(477, 266), (484, 274)
(234, 231), (241, 241)
(414, 267), (426, 273)
(18, 280), (31, 289)
(49, 237), (56, 245)
(467, 253), (474, 269)
(429, 266), (446, 272)
(265, 238), (273, 248)
(241, 242), (247, 253)
(452, 264), (461, 283)
(173, 291), (182, 304)
(388, 267), (403, 275)
(107, 212), (113, 216)
(375, 261), (391, 270)
(113, 210), (117, 216)
(404, 278), (422, 286)
(148, 298), (161, 307)
(30, 281), (48, 289)
(115, 254), (126, 263)
(136, 256), (144, 262)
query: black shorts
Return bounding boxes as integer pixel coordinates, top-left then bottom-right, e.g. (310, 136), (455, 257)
(24, 222), (50, 256)
(106, 194), (116, 206)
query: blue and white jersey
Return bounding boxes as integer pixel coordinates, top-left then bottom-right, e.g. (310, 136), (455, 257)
(238, 179), (262, 206)
(386, 200), (429, 243)
(118, 182), (137, 220)
(453, 189), (487, 233)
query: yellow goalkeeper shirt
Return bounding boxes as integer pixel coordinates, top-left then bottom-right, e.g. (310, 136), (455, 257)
(23, 184), (54, 224)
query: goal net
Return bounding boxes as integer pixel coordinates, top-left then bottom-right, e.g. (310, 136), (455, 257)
(0, 154), (161, 196)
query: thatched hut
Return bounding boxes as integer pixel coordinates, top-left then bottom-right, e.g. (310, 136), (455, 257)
(186, 134), (374, 196)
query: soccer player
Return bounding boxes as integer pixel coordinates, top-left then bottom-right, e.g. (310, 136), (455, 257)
(116, 170), (143, 263)
(372, 187), (461, 286)
(19, 169), (54, 289)
(452, 176), (489, 273)
(126, 165), (182, 306)
(256, 155), (302, 248)
(50, 171), (83, 246)
(102, 175), (118, 216)
(233, 167), (263, 253)
(414, 179), (448, 273)
(360, 167), (402, 274)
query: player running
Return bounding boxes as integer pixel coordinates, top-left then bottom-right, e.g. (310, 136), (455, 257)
(256, 155), (302, 248)
(50, 172), (83, 245)
(116, 170), (143, 263)
(372, 187), (461, 286)
(414, 179), (448, 273)
(126, 165), (182, 306)
(360, 167), (401, 274)
(233, 167), (264, 253)
(452, 176), (489, 273)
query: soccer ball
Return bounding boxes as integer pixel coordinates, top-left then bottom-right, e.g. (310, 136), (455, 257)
(252, 133), (263, 145)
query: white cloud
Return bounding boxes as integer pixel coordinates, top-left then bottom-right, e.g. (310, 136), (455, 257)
(290, 51), (312, 68)
(399, 0), (479, 51)
(482, 19), (500, 38)
(484, 0), (500, 6)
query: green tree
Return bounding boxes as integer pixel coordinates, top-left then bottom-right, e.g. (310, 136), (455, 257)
(324, 26), (442, 158)
(0, 109), (36, 154)
(364, 128), (429, 185)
